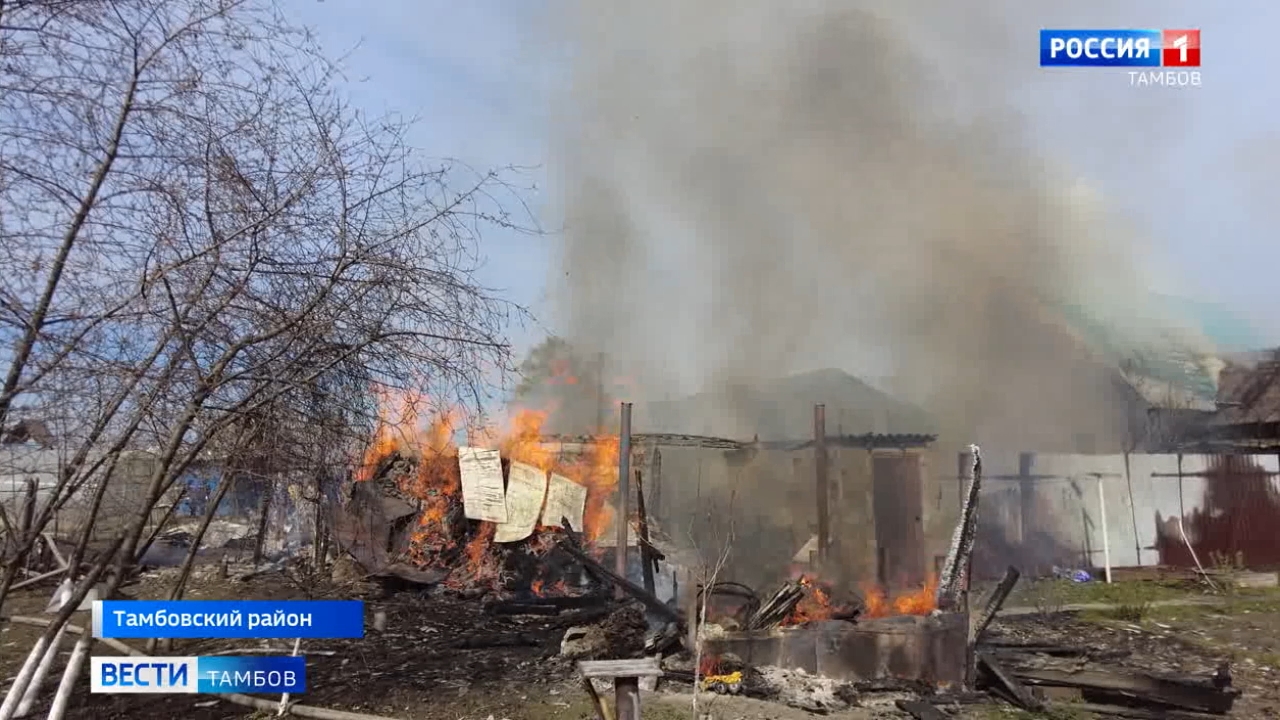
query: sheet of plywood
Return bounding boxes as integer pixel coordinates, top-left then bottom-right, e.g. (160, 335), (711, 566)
(494, 461), (548, 543)
(540, 473), (588, 531)
(458, 447), (507, 523)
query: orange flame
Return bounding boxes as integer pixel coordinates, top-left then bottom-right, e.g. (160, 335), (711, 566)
(861, 575), (939, 618)
(530, 578), (569, 597)
(784, 576), (840, 624)
(698, 654), (723, 677)
(354, 386), (623, 593)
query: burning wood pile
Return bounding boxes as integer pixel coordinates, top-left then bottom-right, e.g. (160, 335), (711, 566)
(333, 395), (627, 597)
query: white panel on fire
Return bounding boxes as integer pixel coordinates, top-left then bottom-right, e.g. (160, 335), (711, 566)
(457, 446), (508, 523)
(494, 461), (548, 543)
(541, 473), (588, 531)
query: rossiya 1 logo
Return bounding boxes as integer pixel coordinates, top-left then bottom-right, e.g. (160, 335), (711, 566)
(1039, 29), (1201, 87)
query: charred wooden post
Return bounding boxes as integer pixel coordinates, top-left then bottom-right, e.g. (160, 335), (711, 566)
(977, 651), (1043, 711)
(814, 405), (829, 564)
(557, 539), (679, 623)
(971, 566), (1020, 643)
(683, 567), (697, 651)
(895, 700), (949, 720)
(634, 469), (656, 596)
(578, 658), (663, 720)
(936, 445), (982, 612)
(615, 402), (632, 600)
(650, 447), (662, 523)
(580, 676), (614, 720)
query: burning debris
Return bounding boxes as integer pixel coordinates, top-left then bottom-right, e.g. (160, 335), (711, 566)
(335, 393), (625, 599)
(743, 576), (861, 630)
(331, 410), (1247, 720)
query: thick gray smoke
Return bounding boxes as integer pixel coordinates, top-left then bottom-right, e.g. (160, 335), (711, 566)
(546, 1), (1212, 449)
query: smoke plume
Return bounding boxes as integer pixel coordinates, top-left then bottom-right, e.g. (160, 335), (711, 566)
(546, 1), (1212, 449)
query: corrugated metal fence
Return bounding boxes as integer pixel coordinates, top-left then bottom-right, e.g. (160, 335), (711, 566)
(967, 451), (1280, 578)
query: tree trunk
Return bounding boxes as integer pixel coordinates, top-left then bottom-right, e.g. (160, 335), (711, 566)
(0, 481), (41, 615)
(146, 473), (235, 654)
(252, 480), (273, 565)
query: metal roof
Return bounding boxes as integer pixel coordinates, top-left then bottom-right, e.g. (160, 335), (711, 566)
(539, 431), (937, 452)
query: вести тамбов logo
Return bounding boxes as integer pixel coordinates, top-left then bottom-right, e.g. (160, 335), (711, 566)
(1040, 29), (1201, 87)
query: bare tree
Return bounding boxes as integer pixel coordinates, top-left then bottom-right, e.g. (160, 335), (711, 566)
(689, 486), (736, 720)
(0, 0), (534, 714)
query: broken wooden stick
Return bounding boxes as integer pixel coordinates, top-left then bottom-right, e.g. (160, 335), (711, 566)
(580, 676), (615, 720)
(41, 532), (67, 568)
(556, 539), (679, 623)
(276, 637), (303, 716)
(560, 518), (609, 588)
(484, 602), (562, 616)
(894, 699), (949, 720)
(976, 651), (1043, 712)
(971, 565), (1020, 643)
(634, 470), (657, 596)
(445, 631), (546, 650)
(10, 564), (71, 591)
(745, 579), (805, 630)
(1060, 702), (1226, 719)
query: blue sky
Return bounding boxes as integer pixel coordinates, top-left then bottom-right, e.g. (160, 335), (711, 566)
(282, 0), (1280, 360)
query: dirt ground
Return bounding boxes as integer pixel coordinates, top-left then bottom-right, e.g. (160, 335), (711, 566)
(3, 570), (1280, 719)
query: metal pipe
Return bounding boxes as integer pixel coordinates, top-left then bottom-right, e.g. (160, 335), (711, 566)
(615, 402), (632, 598)
(814, 405), (828, 564)
(1097, 476), (1112, 583)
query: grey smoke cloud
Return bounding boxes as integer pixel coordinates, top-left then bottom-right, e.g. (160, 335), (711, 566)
(545, 0), (1211, 448)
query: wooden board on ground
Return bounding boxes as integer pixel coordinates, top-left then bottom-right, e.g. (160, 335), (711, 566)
(495, 462), (548, 543)
(458, 447), (507, 523)
(578, 658), (663, 679)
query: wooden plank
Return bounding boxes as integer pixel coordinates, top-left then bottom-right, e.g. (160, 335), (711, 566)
(557, 540), (680, 623)
(580, 676), (614, 720)
(894, 699), (948, 720)
(977, 652), (1043, 711)
(971, 565), (1020, 642)
(1010, 667), (1238, 714)
(578, 658), (663, 679)
(1064, 702), (1224, 719)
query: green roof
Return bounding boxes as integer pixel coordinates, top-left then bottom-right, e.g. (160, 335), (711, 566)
(1057, 295), (1245, 408)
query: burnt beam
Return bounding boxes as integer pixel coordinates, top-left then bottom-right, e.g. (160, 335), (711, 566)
(635, 469), (657, 596)
(977, 652), (1043, 712)
(971, 566), (1020, 643)
(894, 700), (949, 720)
(1009, 667), (1239, 714)
(557, 539), (680, 624)
(1063, 702), (1227, 719)
(937, 445), (982, 611)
